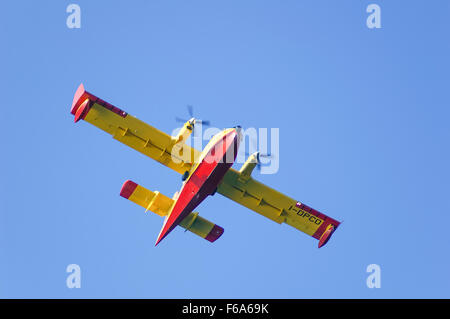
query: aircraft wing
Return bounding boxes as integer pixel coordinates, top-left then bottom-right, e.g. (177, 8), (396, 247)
(71, 84), (200, 174)
(217, 168), (341, 248)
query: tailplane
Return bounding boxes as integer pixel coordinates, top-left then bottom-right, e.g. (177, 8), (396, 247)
(120, 180), (224, 244)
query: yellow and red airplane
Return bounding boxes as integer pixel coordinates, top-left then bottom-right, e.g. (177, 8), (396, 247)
(70, 84), (341, 247)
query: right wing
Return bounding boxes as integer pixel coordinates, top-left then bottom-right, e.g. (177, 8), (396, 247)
(217, 168), (340, 248)
(71, 84), (200, 174)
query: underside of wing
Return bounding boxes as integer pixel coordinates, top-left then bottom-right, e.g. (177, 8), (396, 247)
(70, 84), (200, 174)
(217, 168), (340, 248)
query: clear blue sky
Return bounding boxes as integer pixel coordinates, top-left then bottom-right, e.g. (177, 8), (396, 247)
(1, 1), (449, 298)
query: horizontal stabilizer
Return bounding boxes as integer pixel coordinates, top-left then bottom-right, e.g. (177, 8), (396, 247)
(120, 180), (223, 242)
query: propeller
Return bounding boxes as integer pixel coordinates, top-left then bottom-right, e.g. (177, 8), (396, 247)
(175, 105), (211, 128)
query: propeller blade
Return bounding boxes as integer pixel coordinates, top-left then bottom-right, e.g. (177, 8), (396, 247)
(244, 151), (273, 159)
(197, 120), (210, 126)
(187, 104), (194, 117)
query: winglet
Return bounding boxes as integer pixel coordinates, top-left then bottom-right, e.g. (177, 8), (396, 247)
(71, 83), (93, 115)
(318, 225), (336, 248)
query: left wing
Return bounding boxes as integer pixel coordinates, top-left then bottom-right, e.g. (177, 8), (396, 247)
(71, 84), (200, 174)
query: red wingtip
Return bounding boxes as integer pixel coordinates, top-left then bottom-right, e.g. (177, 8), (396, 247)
(205, 225), (224, 242)
(71, 83), (128, 120)
(74, 99), (91, 123)
(318, 225), (336, 248)
(120, 180), (138, 199)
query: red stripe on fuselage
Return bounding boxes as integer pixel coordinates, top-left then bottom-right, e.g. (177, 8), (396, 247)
(155, 129), (239, 246)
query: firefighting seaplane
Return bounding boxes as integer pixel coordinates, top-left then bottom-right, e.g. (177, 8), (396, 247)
(70, 84), (340, 247)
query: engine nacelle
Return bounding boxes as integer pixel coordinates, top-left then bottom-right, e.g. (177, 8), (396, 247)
(239, 152), (259, 180)
(172, 118), (195, 144)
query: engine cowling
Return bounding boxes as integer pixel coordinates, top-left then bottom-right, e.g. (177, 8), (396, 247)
(239, 152), (259, 179)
